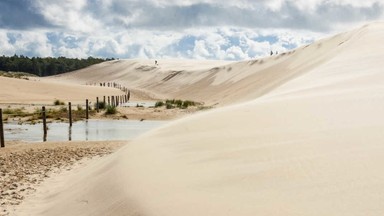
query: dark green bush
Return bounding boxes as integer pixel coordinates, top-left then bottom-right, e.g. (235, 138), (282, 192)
(155, 101), (164, 107)
(95, 101), (106, 110)
(166, 103), (174, 109)
(53, 99), (65, 106)
(105, 105), (117, 115)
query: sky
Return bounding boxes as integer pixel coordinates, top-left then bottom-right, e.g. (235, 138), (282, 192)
(0, 0), (383, 60)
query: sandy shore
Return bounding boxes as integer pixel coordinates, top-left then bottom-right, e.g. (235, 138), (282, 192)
(0, 141), (126, 216)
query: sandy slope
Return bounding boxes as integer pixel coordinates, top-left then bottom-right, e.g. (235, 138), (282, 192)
(0, 76), (123, 104)
(51, 28), (354, 106)
(13, 22), (384, 215)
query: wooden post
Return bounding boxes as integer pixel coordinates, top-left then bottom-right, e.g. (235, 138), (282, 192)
(96, 97), (99, 113)
(108, 96), (110, 106)
(116, 96), (119, 107)
(103, 96), (106, 105)
(128, 90), (130, 101)
(0, 109), (4, 148)
(86, 99), (89, 119)
(42, 106), (47, 142)
(111, 96), (114, 107)
(68, 102), (72, 127)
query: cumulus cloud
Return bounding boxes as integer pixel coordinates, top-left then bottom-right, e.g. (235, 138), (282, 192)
(0, 0), (383, 60)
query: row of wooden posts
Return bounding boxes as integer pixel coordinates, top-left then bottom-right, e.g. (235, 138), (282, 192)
(101, 92), (131, 109)
(87, 82), (129, 94)
(0, 91), (131, 147)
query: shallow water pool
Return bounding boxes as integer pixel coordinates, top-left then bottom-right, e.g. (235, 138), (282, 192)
(4, 119), (166, 142)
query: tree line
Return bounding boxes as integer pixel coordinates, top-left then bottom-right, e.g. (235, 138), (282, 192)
(0, 55), (115, 77)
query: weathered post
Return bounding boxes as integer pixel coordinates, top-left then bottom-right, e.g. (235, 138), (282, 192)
(68, 102), (72, 127)
(108, 96), (110, 106)
(86, 99), (89, 119)
(111, 96), (115, 107)
(42, 106), (47, 142)
(0, 109), (5, 148)
(103, 96), (106, 106)
(96, 97), (99, 113)
(128, 90), (131, 101)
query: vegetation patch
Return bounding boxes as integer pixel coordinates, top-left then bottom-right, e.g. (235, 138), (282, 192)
(2, 107), (29, 118)
(28, 107), (95, 122)
(105, 105), (117, 115)
(155, 99), (201, 109)
(0, 71), (36, 80)
(53, 99), (65, 106)
(94, 101), (106, 110)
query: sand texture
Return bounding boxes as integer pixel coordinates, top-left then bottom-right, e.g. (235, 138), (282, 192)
(0, 141), (125, 215)
(3, 22), (384, 215)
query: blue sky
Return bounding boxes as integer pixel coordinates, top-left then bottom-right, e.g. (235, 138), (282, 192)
(0, 0), (383, 60)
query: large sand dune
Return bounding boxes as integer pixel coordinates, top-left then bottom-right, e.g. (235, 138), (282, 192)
(14, 22), (384, 215)
(51, 23), (361, 106)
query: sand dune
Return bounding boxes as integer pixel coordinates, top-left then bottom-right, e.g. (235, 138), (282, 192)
(0, 76), (123, 104)
(13, 22), (384, 215)
(52, 25), (357, 106)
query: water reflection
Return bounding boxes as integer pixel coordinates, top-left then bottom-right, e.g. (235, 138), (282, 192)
(68, 126), (72, 141)
(85, 120), (89, 141)
(4, 119), (165, 142)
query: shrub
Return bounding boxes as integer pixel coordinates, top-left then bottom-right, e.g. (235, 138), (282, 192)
(59, 106), (67, 112)
(94, 101), (106, 110)
(166, 103), (174, 109)
(182, 100), (196, 109)
(53, 99), (65, 106)
(155, 101), (164, 107)
(105, 105), (117, 115)
(175, 100), (183, 108)
(166, 99), (175, 104)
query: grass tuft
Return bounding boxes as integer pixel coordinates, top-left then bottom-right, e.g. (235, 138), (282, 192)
(105, 105), (117, 115)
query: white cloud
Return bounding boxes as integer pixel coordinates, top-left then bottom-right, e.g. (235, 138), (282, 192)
(0, 0), (383, 60)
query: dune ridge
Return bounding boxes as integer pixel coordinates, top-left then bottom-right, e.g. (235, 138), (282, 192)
(12, 22), (384, 215)
(52, 24), (365, 106)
